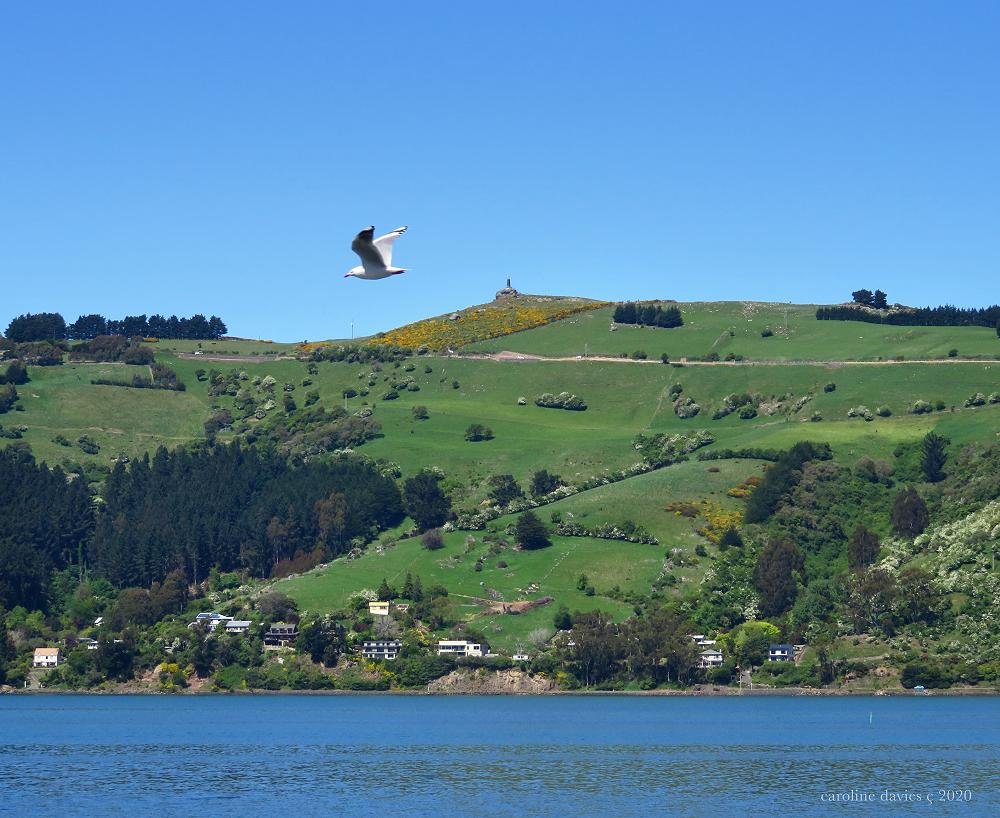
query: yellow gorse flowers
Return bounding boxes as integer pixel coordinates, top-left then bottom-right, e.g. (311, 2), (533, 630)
(377, 300), (606, 351)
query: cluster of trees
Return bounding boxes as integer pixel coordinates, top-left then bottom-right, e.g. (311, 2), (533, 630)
(565, 606), (699, 686)
(68, 336), (155, 364)
(0, 340), (64, 366)
(91, 363), (185, 392)
(0, 448), (93, 611)
(87, 444), (405, 587)
(308, 343), (411, 364)
(744, 441), (832, 523)
(612, 302), (684, 328)
(722, 433), (956, 636)
(3, 312), (227, 342)
(70, 313), (227, 340)
(851, 289), (889, 309)
(816, 302), (1000, 329)
(3, 312), (67, 342)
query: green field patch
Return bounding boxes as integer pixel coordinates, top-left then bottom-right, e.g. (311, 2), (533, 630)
(466, 302), (1000, 362)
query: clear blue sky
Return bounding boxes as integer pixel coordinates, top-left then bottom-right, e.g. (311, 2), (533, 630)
(2, 2), (998, 341)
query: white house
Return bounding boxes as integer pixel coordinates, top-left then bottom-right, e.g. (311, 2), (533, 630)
(190, 612), (233, 631)
(699, 649), (724, 668)
(76, 637), (99, 651)
(437, 640), (488, 658)
(690, 634), (718, 647)
(512, 653), (530, 662)
(361, 640), (402, 661)
(224, 620), (252, 635)
(768, 644), (795, 662)
(33, 647), (61, 668)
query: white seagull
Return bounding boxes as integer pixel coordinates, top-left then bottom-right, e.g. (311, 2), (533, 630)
(345, 225), (408, 280)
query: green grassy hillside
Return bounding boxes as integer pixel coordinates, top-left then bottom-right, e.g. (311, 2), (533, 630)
(5, 297), (1000, 689)
(5, 310), (1000, 491)
(279, 458), (763, 650)
(466, 302), (1000, 361)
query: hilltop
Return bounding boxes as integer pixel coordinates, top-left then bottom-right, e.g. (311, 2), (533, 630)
(2, 295), (999, 694)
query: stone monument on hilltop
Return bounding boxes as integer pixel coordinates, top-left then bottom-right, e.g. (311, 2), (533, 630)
(495, 278), (521, 300)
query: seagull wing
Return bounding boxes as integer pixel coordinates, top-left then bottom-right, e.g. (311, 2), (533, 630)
(372, 226), (407, 267)
(351, 226), (385, 272)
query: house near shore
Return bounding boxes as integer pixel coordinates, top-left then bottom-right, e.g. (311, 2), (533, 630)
(437, 640), (489, 658)
(512, 652), (530, 662)
(264, 623), (298, 648)
(768, 644), (795, 662)
(33, 647), (61, 668)
(699, 649), (724, 668)
(690, 634), (718, 647)
(361, 640), (402, 661)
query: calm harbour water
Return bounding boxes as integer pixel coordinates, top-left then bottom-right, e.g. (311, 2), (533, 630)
(0, 694), (997, 817)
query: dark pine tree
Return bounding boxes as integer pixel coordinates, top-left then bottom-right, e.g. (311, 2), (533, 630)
(516, 511), (551, 550)
(402, 471), (451, 532)
(488, 474), (524, 506)
(891, 487), (930, 538)
(848, 524), (880, 570)
(753, 538), (803, 617)
(921, 431), (948, 483)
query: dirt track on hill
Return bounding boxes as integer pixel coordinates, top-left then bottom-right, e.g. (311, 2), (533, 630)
(480, 351), (999, 367)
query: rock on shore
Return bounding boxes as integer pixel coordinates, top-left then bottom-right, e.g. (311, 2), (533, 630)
(426, 668), (556, 694)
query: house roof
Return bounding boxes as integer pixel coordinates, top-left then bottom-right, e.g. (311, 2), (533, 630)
(769, 643), (794, 651)
(226, 620), (252, 627)
(35, 647), (60, 656)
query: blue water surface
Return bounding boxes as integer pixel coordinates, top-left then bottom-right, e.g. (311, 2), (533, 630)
(0, 694), (997, 817)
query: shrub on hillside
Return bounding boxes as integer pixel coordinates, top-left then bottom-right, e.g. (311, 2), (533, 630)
(910, 400), (933, 415)
(674, 396), (701, 419)
(847, 405), (874, 421)
(464, 423), (494, 442)
(535, 392), (587, 411)
(412, 405), (429, 420)
(421, 528), (445, 550)
(0, 384), (17, 414)
(823, 382), (836, 393)
(964, 393), (986, 407)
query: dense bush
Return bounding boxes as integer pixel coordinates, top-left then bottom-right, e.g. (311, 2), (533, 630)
(674, 396), (700, 419)
(464, 423), (494, 442)
(744, 441), (832, 523)
(612, 302), (683, 328)
(0, 361), (29, 385)
(535, 392), (587, 411)
(817, 302), (1000, 329)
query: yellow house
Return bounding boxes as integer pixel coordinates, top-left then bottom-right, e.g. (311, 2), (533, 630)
(369, 601), (392, 617)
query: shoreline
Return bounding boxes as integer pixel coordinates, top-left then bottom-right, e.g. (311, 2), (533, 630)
(5, 684), (999, 697)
